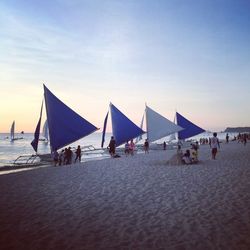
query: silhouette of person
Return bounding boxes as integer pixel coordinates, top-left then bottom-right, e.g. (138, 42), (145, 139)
(108, 136), (116, 157)
(75, 145), (82, 163)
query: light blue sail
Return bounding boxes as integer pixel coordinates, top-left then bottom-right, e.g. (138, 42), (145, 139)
(110, 103), (145, 147)
(176, 112), (205, 140)
(44, 85), (98, 151)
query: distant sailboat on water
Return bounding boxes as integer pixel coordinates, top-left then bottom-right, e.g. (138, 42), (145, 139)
(38, 120), (49, 142)
(176, 112), (205, 140)
(10, 121), (15, 141)
(31, 84), (98, 153)
(42, 120), (49, 141)
(101, 103), (145, 148)
(10, 121), (23, 141)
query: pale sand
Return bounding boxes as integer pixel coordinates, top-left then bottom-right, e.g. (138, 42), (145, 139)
(0, 142), (249, 250)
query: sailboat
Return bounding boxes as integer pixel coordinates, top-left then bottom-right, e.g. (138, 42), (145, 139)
(144, 105), (183, 143)
(101, 103), (145, 148)
(176, 112), (205, 140)
(31, 84), (99, 153)
(10, 121), (15, 141)
(39, 120), (49, 142)
(10, 121), (23, 141)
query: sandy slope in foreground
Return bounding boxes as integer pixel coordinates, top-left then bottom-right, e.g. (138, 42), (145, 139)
(0, 142), (249, 250)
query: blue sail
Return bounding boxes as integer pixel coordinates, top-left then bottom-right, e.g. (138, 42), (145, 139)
(31, 101), (43, 152)
(110, 103), (145, 147)
(44, 85), (98, 151)
(176, 112), (205, 140)
(101, 111), (109, 148)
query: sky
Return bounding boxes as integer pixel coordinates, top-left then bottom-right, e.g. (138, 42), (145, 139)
(0, 0), (250, 133)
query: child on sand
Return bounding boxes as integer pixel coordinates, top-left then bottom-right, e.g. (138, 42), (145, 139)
(182, 149), (192, 165)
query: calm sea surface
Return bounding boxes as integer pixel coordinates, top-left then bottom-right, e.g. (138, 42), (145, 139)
(0, 131), (234, 167)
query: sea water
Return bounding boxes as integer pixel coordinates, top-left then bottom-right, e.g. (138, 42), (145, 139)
(0, 132), (112, 167)
(0, 131), (235, 167)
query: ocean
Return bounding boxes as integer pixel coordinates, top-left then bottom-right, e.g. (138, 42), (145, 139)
(0, 131), (235, 167)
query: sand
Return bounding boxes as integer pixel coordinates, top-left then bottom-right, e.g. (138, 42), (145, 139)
(0, 141), (249, 250)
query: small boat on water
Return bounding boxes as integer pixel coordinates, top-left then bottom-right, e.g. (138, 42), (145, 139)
(38, 120), (49, 142)
(10, 121), (23, 141)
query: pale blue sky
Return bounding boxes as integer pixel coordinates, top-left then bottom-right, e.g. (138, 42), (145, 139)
(0, 0), (250, 132)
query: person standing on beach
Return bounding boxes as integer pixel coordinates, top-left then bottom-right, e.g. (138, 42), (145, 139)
(75, 145), (81, 163)
(108, 136), (116, 157)
(144, 139), (149, 153)
(226, 133), (229, 143)
(129, 139), (135, 156)
(124, 141), (130, 156)
(53, 150), (59, 166)
(210, 132), (220, 160)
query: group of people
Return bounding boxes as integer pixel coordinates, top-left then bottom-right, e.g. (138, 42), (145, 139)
(107, 136), (150, 157)
(237, 133), (249, 145)
(175, 132), (221, 165)
(124, 140), (135, 156)
(53, 145), (82, 166)
(52, 132), (228, 166)
(176, 142), (200, 165)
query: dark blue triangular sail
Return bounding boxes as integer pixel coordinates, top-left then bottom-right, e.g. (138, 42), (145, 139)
(31, 101), (43, 152)
(110, 103), (145, 147)
(176, 112), (205, 140)
(101, 111), (109, 148)
(44, 85), (98, 151)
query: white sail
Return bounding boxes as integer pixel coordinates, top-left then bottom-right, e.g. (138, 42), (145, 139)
(135, 113), (144, 143)
(146, 106), (183, 142)
(169, 114), (177, 141)
(10, 121), (15, 141)
(42, 120), (49, 141)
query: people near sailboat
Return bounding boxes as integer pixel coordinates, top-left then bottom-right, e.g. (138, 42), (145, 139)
(129, 139), (135, 156)
(67, 147), (73, 164)
(108, 136), (116, 158)
(144, 139), (149, 153)
(53, 150), (59, 166)
(124, 141), (130, 156)
(75, 145), (82, 163)
(209, 132), (220, 160)
(62, 147), (73, 165)
(63, 148), (68, 165)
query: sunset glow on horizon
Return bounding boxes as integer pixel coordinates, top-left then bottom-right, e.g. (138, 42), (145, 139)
(1, 0), (250, 133)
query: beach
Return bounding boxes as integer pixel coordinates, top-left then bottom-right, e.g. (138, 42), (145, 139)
(0, 141), (249, 250)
